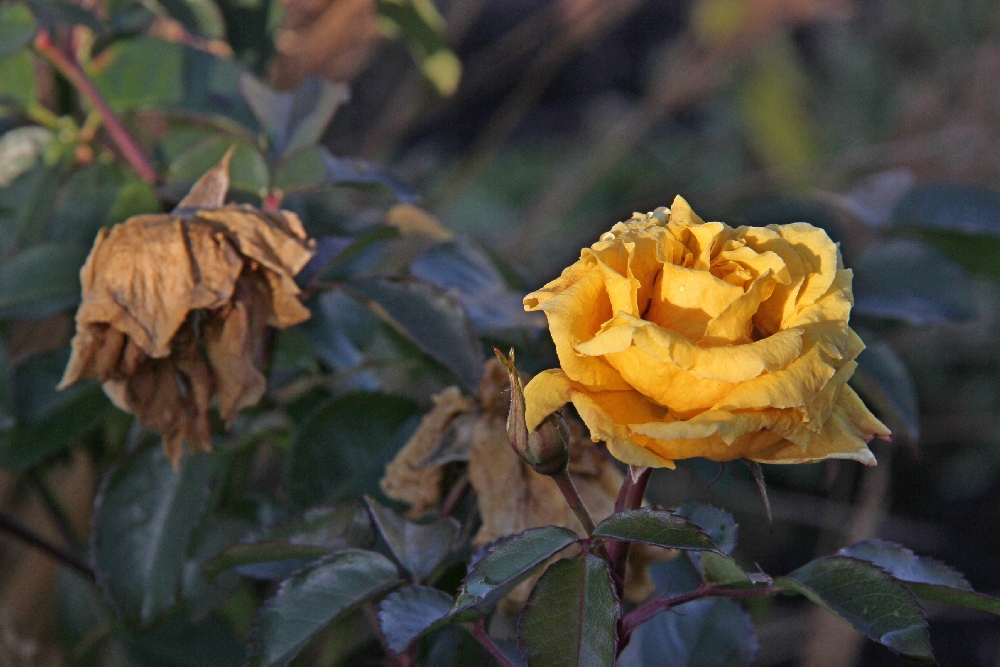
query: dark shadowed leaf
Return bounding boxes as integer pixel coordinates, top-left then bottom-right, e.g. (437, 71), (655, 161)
(0, 243), (88, 318)
(411, 240), (544, 334)
(365, 496), (460, 581)
(182, 517), (253, 620)
(852, 331), (920, 443)
(127, 609), (243, 667)
(518, 554), (618, 667)
(852, 238), (975, 325)
(157, 0), (225, 40)
(676, 504), (737, 555)
(204, 542), (330, 581)
(453, 526), (580, 613)
(350, 278), (485, 390)
(618, 598), (758, 667)
(92, 447), (213, 626)
(239, 75), (349, 158)
(0, 4), (37, 58)
(839, 540), (1000, 617)
(892, 184), (1000, 236)
(592, 508), (716, 551)
(378, 585), (454, 653)
(321, 149), (418, 202)
(776, 556), (933, 662)
(0, 383), (111, 470)
(285, 392), (420, 507)
(249, 550), (400, 667)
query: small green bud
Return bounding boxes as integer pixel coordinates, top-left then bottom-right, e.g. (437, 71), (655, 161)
(494, 347), (570, 476)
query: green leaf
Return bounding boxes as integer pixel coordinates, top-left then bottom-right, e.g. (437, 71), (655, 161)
(285, 392), (420, 508)
(699, 551), (754, 588)
(618, 598), (758, 667)
(48, 162), (128, 244)
(852, 331), (920, 443)
(127, 609), (243, 667)
(676, 504), (738, 555)
(0, 382), (111, 470)
(592, 508), (717, 551)
(776, 555), (933, 662)
(839, 540), (1000, 617)
(92, 446), (214, 626)
(0, 51), (37, 114)
(204, 542), (331, 581)
(377, 585), (453, 653)
(182, 516), (253, 620)
(0, 4), (37, 58)
(349, 278), (485, 391)
(249, 550), (400, 667)
(518, 554), (618, 667)
(0, 243), (88, 318)
(365, 496), (459, 581)
(204, 503), (375, 581)
(93, 37), (184, 111)
(166, 135), (269, 197)
(453, 526), (580, 613)
(321, 149), (419, 203)
(852, 238), (975, 325)
(239, 75), (349, 157)
(376, 0), (461, 96)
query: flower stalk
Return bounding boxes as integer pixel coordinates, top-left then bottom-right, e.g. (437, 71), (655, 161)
(33, 30), (159, 183)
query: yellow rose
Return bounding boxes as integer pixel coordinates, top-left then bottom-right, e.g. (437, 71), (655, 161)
(522, 196), (890, 469)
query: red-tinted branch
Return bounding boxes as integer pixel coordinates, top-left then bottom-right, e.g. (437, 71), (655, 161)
(621, 583), (779, 634)
(551, 469), (596, 535)
(0, 511), (95, 582)
(471, 620), (519, 667)
(34, 31), (159, 183)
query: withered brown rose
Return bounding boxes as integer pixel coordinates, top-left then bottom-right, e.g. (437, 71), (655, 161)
(381, 360), (668, 610)
(59, 154), (315, 464)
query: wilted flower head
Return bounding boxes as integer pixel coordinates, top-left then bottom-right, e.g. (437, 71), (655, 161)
(58, 152), (315, 464)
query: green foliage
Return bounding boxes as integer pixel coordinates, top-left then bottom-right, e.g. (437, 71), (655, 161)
(0, 3), (37, 58)
(776, 556), (934, 661)
(591, 508), (717, 551)
(365, 496), (459, 582)
(377, 585), (453, 653)
(452, 526), (581, 614)
(92, 446), (214, 626)
(249, 550), (400, 667)
(518, 554), (618, 667)
(284, 392), (419, 508)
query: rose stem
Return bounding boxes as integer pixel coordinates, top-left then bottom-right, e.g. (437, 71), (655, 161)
(608, 466), (652, 594)
(33, 30), (159, 184)
(471, 619), (519, 667)
(0, 511), (95, 582)
(620, 583), (779, 635)
(550, 469), (596, 535)
(439, 473), (471, 519)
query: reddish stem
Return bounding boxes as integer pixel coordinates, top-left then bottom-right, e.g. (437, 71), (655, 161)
(439, 474), (471, 519)
(621, 583), (779, 635)
(608, 466), (652, 595)
(471, 620), (518, 667)
(34, 31), (159, 183)
(551, 470), (596, 535)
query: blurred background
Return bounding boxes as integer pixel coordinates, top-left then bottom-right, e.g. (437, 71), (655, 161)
(2, 0), (1000, 665)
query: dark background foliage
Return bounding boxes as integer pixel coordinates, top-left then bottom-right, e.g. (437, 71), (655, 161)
(1, 0), (1000, 665)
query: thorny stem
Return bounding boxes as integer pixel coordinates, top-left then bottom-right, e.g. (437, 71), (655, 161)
(439, 474), (471, 519)
(33, 31), (159, 183)
(621, 583), (779, 636)
(608, 466), (652, 598)
(550, 470), (596, 535)
(471, 620), (518, 667)
(0, 511), (95, 582)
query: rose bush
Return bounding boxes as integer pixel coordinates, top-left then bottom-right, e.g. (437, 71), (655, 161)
(522, 196), (891, 469)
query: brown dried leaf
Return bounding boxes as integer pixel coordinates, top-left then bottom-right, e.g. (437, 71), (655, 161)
(174, 146), (233, 212)
(381, 387), (476, 518)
